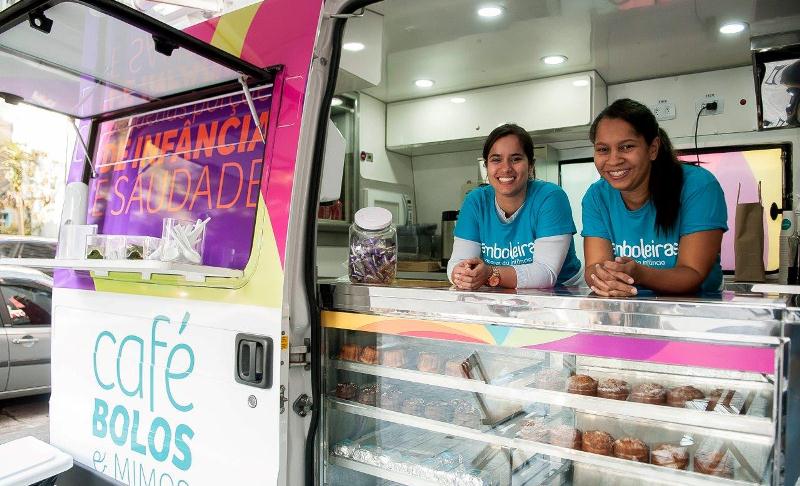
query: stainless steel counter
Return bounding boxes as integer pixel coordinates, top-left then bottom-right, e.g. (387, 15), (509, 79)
(320, 281), (794, 344)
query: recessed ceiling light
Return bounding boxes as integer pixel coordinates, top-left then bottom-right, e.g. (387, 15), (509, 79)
(331, 97), (343, 107)
(477, 5), (503, 18)
(450, 97), (466, 104)
(572, 79), (590, 87)
(541, 55), (567, 65)
(719, 21), (747, 34)
(415, 79), (435, 88)
(343, 42), (365, 52)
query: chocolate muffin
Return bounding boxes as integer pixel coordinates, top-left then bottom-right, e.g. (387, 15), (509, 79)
(518, 418), (549, 442)
(358, 346), (379, 365)
(356, 384), (378, 405)
(582, 430), (614, 455)
(380, 348), (406, 368)
(444, 358), (470, 378)
(548, 425), (582, 450)
(650, 443), (689, 470)
(667, 386), (705, 408)
(423, 400), (454, 421)
(597, 378), (630, 401)
(535, 369), (567, 391)
(417, 352), (442, 373)
(335, 382), (357, 400)
(452, 401), (482, 428)
(567, 375), (598, 396)
(338, 343), (360, 361)
(613, 437), (649, 462)
(694, 449), (734, 478)
(630, 383), (667, 404)
(401, 397), (425, 416)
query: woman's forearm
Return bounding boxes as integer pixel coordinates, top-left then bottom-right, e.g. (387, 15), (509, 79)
(635, 265), (704, 294)
(447, 237), (481, 283)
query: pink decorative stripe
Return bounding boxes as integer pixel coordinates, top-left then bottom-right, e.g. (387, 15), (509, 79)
(527, 334), (775, 374)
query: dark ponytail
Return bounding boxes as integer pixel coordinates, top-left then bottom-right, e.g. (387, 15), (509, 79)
(589, 99), (683, 235)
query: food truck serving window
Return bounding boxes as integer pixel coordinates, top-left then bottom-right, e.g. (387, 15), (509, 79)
(0, 0), (272, 120)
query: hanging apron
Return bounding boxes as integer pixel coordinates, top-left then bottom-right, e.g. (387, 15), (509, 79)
(734, 182), (766, 282)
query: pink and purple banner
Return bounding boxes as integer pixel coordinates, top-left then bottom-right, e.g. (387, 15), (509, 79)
(86, 86), (272, 270)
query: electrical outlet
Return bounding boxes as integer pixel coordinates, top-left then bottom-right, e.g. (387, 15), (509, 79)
(651, 100), (676, 121)
(695, 94), (724, 116)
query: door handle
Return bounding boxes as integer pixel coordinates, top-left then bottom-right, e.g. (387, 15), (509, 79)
(234, 333), (273, 389)
(12, 336), (39, 345)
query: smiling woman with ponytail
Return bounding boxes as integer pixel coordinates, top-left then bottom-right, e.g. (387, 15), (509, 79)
(581, 99), (728, 296)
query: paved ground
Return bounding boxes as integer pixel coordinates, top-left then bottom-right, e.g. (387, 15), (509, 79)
(0, 394), (49, 445)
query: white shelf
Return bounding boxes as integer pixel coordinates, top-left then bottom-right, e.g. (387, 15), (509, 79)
(328, 398), (760, 486)
(0, 258), (243, 283)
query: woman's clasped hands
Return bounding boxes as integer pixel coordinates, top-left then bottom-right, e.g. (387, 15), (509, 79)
(451, 258), (492, 290)
(589, 256), (639, 297)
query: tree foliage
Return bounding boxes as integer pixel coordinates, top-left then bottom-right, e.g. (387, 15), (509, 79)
(0, 141), (59, 235)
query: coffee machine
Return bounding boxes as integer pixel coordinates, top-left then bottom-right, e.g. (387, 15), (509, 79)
(440, 210), (459, 268)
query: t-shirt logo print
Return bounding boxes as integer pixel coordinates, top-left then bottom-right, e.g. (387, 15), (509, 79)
(613, 239), (679, 267)
(481, 241), (535, 265)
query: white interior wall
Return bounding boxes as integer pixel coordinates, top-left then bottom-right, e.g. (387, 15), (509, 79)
(358, 93), (414, 187)
(411, 150), (482, 233)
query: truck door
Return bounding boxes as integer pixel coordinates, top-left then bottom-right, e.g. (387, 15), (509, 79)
(0, 281), (51, 391)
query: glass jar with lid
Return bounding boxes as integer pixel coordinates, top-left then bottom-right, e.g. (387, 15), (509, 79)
(349, 207), (397, 284)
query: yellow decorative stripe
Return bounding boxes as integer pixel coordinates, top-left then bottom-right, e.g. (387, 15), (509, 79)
(321, 310), (575, 348)
(210, 3), (261, 56)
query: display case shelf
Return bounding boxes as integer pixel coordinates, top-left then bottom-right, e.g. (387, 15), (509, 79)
(331, 360), (774, 440)
(0, 258), (243, 282)
(328, 398), (764, 486)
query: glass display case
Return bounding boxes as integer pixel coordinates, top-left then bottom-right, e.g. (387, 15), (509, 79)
(318, 283), (797, 486)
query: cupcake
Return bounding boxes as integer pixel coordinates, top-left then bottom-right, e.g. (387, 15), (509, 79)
(630, 383), (667, 404)
(694, 449), (734, 478)
(444, 358), (470, 378)
(380, 348), (406, 368)
(417, 352), (442, 373)
(401, 397), (425, 416)
(535, 369), (567, 391)
(379, 386), (403, 411)
(612, 437), (649, 462)
(356, 384), (378, 406)
(567, 375), (598, 396)
(358, 346), (379, 365)
(423, 400), (454, 421)
(597, 378), (630, 401)
(452, 401), (482, 428)
(667, 386), (705, 408)
(335, 382), (357, 400)
(548, 425), (582, 450)
(338, 343), (360, 361)
(582, 430), (614, 455)
(650, 443), (688, 470)
(518, 418), (549, 442)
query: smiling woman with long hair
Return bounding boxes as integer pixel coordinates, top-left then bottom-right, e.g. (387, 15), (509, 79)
(581, 98), (728, 296)
(448, 123), (582, 289)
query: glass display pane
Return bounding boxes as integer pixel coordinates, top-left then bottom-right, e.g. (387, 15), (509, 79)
(0, 1), (259, 118)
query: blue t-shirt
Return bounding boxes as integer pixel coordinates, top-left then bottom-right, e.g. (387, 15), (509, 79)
(581, 164), (728, 293)
(454, 179), (581, 284)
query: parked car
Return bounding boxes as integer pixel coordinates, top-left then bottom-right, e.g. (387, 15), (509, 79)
(0, 265), (51, 400)
(0, 235), (57, 275)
